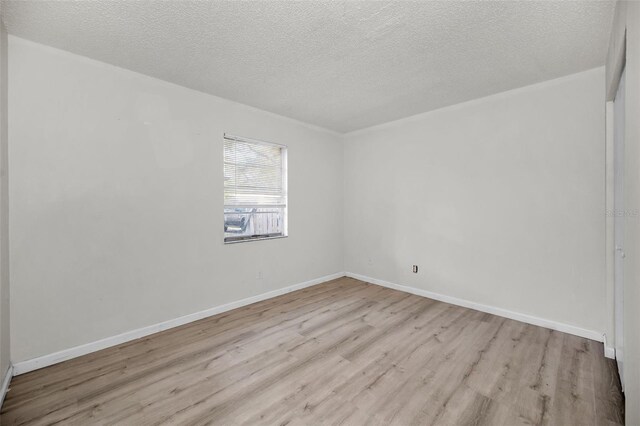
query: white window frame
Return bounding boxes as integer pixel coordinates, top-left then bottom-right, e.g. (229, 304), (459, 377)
(223, 133), (288, 244)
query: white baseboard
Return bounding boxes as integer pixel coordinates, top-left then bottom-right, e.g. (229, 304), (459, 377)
(602, 333), (616, 359)
(13, 272), (346, 376)
(0, 364), (13, 409)
(604, 346), (615, 359)
(346, 272), (605, 344)
(13, 270), (612, 376)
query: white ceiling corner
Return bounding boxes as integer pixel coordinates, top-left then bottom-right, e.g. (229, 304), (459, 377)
(2, 0), (615, 133)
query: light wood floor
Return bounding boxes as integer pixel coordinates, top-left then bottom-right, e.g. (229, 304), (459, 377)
(1, 277), (624, 425)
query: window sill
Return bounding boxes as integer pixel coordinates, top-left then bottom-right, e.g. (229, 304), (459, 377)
(224, 235), (288, 245)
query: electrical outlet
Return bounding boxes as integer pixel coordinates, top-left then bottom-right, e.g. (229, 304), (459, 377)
(412, 265), (418, 273)
(257, 271), (263, 280)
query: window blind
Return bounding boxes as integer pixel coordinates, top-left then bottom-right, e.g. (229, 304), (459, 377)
(224, 135), (287, 207)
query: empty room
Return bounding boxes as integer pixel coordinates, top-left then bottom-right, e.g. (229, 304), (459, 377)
(0, 0), (637, 425)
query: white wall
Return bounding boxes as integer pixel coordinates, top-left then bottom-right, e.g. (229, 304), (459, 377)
(344, 68), (606, 336)
(606, 1), (640, 423)
(8, 37), (344, 363)
(6, 35), (611, 375)
(0, 14), (10, 380)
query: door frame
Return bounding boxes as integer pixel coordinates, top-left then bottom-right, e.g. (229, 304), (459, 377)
(613, 67), (626, 390)
(605, 27), (627, 388)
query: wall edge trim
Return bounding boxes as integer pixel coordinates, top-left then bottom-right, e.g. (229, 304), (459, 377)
(0, 364), (13, 409)
(12, 272), (346, 375)
(345, 272), (605, 344)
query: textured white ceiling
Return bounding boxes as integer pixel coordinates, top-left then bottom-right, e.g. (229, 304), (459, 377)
(2, 1), (615, 133)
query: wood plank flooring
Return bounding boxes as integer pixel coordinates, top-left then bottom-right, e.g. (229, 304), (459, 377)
(0, 277), (624, 425)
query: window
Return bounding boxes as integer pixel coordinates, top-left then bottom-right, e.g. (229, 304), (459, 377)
(223, 134), (288, 243)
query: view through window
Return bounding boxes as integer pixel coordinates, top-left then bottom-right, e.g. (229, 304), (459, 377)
(223, 134), (288, 243)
